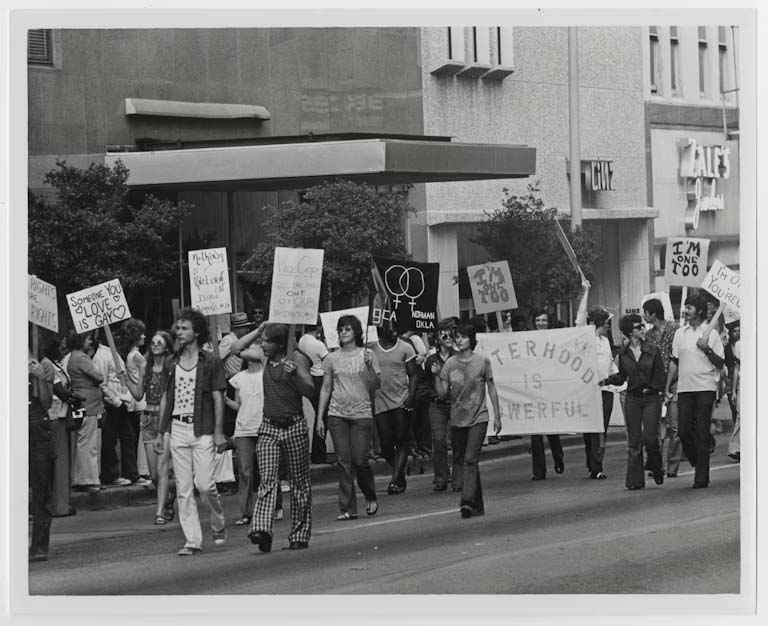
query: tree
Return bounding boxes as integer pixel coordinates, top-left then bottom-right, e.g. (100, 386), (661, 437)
(472, 183), (603, 310)
(242, 180), (414, 308)
(28, 160), (191, 304)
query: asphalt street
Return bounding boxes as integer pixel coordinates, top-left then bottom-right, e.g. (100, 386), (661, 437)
(28, 431), (740, 596)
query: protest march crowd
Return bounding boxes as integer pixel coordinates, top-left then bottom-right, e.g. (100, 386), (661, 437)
(28, 254), (742, 562)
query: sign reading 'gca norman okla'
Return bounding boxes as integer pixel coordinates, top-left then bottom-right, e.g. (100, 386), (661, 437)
(475, 327), (603, 436)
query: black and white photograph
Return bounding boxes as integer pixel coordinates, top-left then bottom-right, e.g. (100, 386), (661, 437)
(5, 1), (761, 621)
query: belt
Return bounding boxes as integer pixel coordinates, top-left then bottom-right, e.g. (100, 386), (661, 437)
(628, 388), (659, 397)
(172, 414), (194, 424)
(265, 415), (302, 428)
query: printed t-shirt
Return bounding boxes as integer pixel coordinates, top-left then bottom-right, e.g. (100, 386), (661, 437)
(439, 352), (493, 428)
(371, 339), (416, 414)
(324, 348), (381, 419)
(173, 363), (197, 415)
(229, 368), (264, 437)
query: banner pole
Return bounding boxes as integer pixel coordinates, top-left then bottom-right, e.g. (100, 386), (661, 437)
(103, 325), (123, 373)
(207, 316), (219, 353)
(495, 311), (505, 333)
(679, 286), (688, 328)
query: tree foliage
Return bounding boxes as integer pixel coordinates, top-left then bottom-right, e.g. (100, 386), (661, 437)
(472, 183), (603, 310)
(242, 180), (414, 307)
(28, 160), (191, 300)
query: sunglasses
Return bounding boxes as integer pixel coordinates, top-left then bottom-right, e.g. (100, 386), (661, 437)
(439, 332), (453, 340)
(632, 324), (644, 331)
(150, 340), (166, 347)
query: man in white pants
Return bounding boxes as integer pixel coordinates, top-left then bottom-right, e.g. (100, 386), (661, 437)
(156, 307), (228, 555)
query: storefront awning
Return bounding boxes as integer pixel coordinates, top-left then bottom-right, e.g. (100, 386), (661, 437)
(427, 207), (659, 226)
(105, 138), (536, 191)
(124, 98), (271, 120)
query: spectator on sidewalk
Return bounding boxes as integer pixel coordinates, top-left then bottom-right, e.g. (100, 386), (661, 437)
(247, 323), (316, 553)
(155, 308), (228, 555)
(121, 319), (151, 486)
(665, 295), (725, 489)
(643, 298), (682, 477)
(298, 322), (330, 464)
(67, 331), (104, 494)
(727, 337), (741, 462)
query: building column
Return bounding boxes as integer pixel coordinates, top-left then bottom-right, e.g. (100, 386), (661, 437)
(617, 219), (653, 318)
(427, 225), (459, 319)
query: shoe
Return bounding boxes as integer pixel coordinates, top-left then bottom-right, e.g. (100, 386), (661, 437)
(336, 512), (359, 521)
(154, 515), (168, 525)
(53, 507), (77, 518)
(248, 530), (272, 553)
(554, 461), (564, 474)
(288, 541), (309, 550)
(177, 546), (201, 556)
(728, 452), (740, 462)
(234, 516), (251, 526)
(693, 482), (709, 489)
(29, 551), (48, 562)
(387, 483), (405, 495)
(666, 472), (678, 478)
(87, 485), (102, 494)
(531, 475), (546, 481)
(627, 486), (644, 490)
(213, 528), (226, 545)
(653, 471), (665, 485)
(132, 477), (152, 486)
(366, 500), (378, 516)
(460, 505), (473, 519)
(110, 477), (131, 486)
(433, 484), (447, 492)
(162, 503), (176, 522)
(588, 471), (607, 480)
(280, 480), (290, 493)
(647, 471), (654, 478)
(273, 508), (284, 521)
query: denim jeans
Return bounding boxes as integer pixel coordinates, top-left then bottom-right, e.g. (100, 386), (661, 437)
(531, 434), (563, 478)
(678, 390), (717, 485)
(374, 408), (410, 489)
(328, 416), (376, 515)
(624, 394), (662, 488)
(451, 421), (488, 514)
(29, 420), (52, 556)
(659, 399), (682, 475)
(429, 401), (454, 488)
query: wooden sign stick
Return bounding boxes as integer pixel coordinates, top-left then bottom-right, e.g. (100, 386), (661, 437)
(207, 316), (219, 353)
(32, 325), (40, 360)
(496, 311), (505, 333)
(287, 324), (297, 357)
(103, 325), (124, 373)
(679, 286), (688, 328)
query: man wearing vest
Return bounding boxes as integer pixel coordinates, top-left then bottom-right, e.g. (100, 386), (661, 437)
(247, 323), (315, 553)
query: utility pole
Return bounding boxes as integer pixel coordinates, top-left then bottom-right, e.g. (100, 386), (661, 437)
(568, 26), (582, 232)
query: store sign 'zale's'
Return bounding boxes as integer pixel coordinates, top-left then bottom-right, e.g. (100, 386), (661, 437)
(680, 138), (731, 230)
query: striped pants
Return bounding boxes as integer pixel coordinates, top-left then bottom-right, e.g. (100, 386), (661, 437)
(250, 417), (312, 544)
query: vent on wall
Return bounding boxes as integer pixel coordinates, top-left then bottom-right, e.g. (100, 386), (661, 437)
(28, 29), (53, 65)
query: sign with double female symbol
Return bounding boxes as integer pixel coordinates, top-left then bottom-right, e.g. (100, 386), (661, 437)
(467, 261), (518, 314)
(67, 278), (131, 333)
(371, 257), (439, 333)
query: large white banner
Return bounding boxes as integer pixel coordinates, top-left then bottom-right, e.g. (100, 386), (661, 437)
(188, 247), (232, 316)
(475, 327), (604, 435)
(269, 247), (324, 325)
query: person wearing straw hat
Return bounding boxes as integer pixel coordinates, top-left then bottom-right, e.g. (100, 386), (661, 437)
(220, 312), (255, 380)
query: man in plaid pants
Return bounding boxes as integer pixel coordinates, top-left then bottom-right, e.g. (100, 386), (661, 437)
(247, 323), (315, 552)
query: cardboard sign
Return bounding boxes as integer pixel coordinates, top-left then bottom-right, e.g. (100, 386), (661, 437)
(28, 275), (58, 333)
(701, 259), (741, 311)
(269, 247), (324, 325)
(640, 291), (675, 322)
(320, 306), (371, 349)
(67, 279), (131, 333)
(664, 237), (710, 287)
(371, 257), (440, 333)
(188, 248), (232, 316)
(467, 261), (519, 314)
(474, 327), (603, 436)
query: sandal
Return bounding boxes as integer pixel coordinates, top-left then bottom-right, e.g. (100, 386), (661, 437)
(589, 471), (607, 480)
(162, 503), (175, 522)
(154, 515), (168, 525)
(366, 500), (378, 516)
(234, 516), (251, 526)
(336, 511), (359, 521)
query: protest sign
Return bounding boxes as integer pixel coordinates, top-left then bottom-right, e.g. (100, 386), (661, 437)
(701, 259), (741, 311)
(269, 247), (324, 325)
(664, 237), (710, 287)
(188, 247), (232, 316)
(67, 279), (131, 333)
(371, 258), (440, 333)
(474, 327), (603, 435)
(467, 261), (518, 314)
(29, 275), (58, 333)
(319, 306), (369, 349)
(640, 291), (674, 322)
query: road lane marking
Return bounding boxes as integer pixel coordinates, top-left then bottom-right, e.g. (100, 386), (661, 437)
(313, 508), (458, 534)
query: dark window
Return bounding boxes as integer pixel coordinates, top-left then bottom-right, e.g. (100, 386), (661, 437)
(28, 29), (53, 65)
(670, 27), (680, 94)
(649, 27), (660, 94)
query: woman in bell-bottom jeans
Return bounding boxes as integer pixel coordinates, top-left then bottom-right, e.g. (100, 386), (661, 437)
(316, 315), (381, 520)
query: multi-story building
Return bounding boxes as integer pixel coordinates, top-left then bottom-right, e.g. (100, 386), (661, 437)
(27, 26), (682, 330)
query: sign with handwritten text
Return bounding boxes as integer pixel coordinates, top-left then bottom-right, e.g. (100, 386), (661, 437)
(269, 247), (324, 325)
(29, 275), (59, 333)
(188, 248), (232, 316)
(67, 279), (131, 333)
(701, 259), (741, 311)
(467, 261), (518, 314)
(664, 237), (710, 287)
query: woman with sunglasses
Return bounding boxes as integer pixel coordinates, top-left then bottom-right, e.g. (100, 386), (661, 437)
(433, 323), (501, 518)
(121, 331), (176, 523)
(600, 314), (666, 490)
(316, 315), (381, 519)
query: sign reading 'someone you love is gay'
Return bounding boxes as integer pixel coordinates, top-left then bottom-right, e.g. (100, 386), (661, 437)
(475, 327), (603, 436)
(269, 247), (324, 325)
(67, 279), (131, 333)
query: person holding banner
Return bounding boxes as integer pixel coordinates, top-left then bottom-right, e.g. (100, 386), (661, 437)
(601, 314), (666, 490)
(665, 295), (725, 489)
(433, 323), (501, 518)
(316, 315), (382, 520)
(155, 308), (228, 555)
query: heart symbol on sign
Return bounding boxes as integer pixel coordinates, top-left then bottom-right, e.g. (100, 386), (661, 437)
(113, 295), (122, 303)
(113, 305), (127, 319)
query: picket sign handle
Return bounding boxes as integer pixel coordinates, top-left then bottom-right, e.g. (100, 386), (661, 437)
(103, 325), (124, 373)
(495, 311), (505, 333)
(32, 324), (40, 360)
(679, 286), (688, 328)
(703, 301), (727, 337)
(207, 316), (219, 353)
(287, 324), (296, 357)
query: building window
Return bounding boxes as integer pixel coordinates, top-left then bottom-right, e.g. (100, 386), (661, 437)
(27, 29), (53, 65)
(471, 27), (490, 64)
(670, 26), (681, 95)
(447, 26), (466, 62)
(718, 26), (729, 96)
(698, 26), (709, 97)
(649, 26), (661, 94)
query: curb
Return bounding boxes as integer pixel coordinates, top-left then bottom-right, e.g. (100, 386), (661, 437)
(68, 430), (629, 512)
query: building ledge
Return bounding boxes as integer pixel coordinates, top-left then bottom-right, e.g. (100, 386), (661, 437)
(456, 63), (492, 79)
(430, 61), (465, 77)
(481, 66), (515, 81)
(124, 98), (271, 120)
(427, 207), (659, 226)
